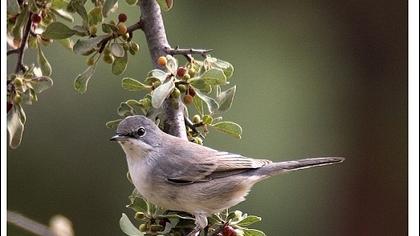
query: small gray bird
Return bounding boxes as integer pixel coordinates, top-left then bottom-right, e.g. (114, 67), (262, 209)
(111, 115), (344, 235)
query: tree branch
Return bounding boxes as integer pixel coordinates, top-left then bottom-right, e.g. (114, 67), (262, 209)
(7, 48), (20, 55)
(164, 47), (213, 57)
(15, 12), (33, 73)
(140, 0), (187, 139)
(7, 210), (55, 236)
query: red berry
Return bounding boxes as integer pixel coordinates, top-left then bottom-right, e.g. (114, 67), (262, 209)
(188, 87), (196, 97)
(183, 95), (193, 105)
(31, 13), (42, 23)
(118, 13), (128, 23)
(176, 67), (187, 77)
(222, 225), (236, 236)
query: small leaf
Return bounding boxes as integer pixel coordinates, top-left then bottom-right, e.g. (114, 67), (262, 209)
(146, 69), (167, 83)
(193, 88), (219, 113)
(119, 213), (143, 236)
(74, 66), (95, 94)
(37, 47), (52, 76)
(213, 59), (234, 79)
(7, 105), (25, 149)
(211, 121), (242, 139)
(151, 79), (175, 108)
(127, 189), (148, 212)
(190, 79), (212, 93)
(88, 6), (103, 26)
(51, 0), (68, 9)
(122, 77), (150, 91)
(51, 8), (75, 22)
(110, 42), (125, 57)
(105, 119), (122, 129)
(7, 0), (20, 15)
(215, 86), (236, 113)
(71, 1), (89, 25)
(243, 229), (266, 236)
(73, 35), (108, 55)
(30, 76), (53, 93)
(112, 51), (128, 75)
(166, 55), (178, 74)
(12, 5), (29, 41)
(103, 0), (118, 17)
(102, 23), (118, 33)
(156, 0), (173, 11)
(42, 22), (76, 39)
(117, 102), (134, 117)
(193, 96), (204, 115)
(198, 68), (227, 85)
(237, 215), (262, 227)
(57, 38), (74, 50)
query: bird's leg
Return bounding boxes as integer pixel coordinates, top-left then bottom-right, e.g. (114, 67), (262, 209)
(187, 214), (208, 236)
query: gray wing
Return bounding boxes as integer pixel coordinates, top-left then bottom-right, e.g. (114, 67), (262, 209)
(154, 138), (271, 184)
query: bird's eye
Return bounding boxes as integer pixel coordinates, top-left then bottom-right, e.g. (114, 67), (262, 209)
(137, 127), (146, 137)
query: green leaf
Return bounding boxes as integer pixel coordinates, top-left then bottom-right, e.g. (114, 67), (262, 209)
(237, 215), (262, 227)
(193, 88), (219, 114)
(7, 105), (25, 149)
(51, 0), (68, 9)
(110, 42), (125, 57)
(198, 68), (227, 85)
(30, 76), (53, 93)
(243, 229), (266, 236)
(72, 1), (88, 25)
(7, 0), (20, 15)
(102, 23), (118, 33)
(190, 79), (212, 93)
(105, 119), (122, 129)
(88, 6), (103, 26)
(119, 213), (143, 236)
(166, 55), (178, 74)
(73, 35), (108, 55)
(57, 38), (74, 50)
(156, 0), (173, 11)
(112, 51), (128, 75)
(103, 0), (118, 17)
(51, 8), (75, 22)
(117, 102), (134, 117)
(127, 189), (148, 212)
(193, 95), (204, 115)
(212, 58), (234, 79)
(12, 5), (29, 40)
(151, 79), (175, 108)
(37, 47), (52, 76)
(215, 86), (236, 113)
(74, 66), (95, 94)
(211, 121), (242, 139)
(42, 22), (76, 39)
(122, 77), (150, 91)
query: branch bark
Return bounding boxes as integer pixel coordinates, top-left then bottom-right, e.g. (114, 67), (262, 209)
(139, 0), (187, 139)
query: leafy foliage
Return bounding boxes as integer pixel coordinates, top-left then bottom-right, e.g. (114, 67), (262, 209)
(7, 0), (266, 235)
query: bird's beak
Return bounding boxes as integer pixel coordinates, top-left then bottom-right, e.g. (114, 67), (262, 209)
(110, 134), (127, 141)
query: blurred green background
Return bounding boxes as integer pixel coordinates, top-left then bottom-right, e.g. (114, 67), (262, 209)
(7, 0), (407, 235)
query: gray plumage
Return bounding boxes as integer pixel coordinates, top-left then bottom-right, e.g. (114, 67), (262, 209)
(111, 115), (344, 235)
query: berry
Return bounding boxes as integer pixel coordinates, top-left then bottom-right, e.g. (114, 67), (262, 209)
(130, 42), (140, 52)
(177, 84), (187, 93)
(31, 13), (42, 23)
(171, 88), (181, 98)
(183, 95), (193, 105)
(117, 22), (127, 35)
(138, 224), (147, 232)
(188, 67), (196, 77)
(188, 87), (196, 97)
(177, 67), (187, 77)
(192, 115), (201, 124)
(134, 212), (145, 220)
(222, 225), (236, 236)
(103, 54), (115, 64)
(118, 13), (128, 23)
(157, 56), (167, 66)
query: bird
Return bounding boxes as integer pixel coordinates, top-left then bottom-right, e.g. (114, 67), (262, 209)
(111, 115), (344, 235)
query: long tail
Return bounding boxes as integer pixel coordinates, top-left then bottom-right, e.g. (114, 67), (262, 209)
(256, 157), (345, 177)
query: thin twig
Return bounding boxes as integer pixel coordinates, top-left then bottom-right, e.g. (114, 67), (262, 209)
(15, 12), (33, 73)
(185, 116), (205, 139)
(7, 210), (55, 236)
(98, 20), (144, 53)
(164, 47), (213, 57)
